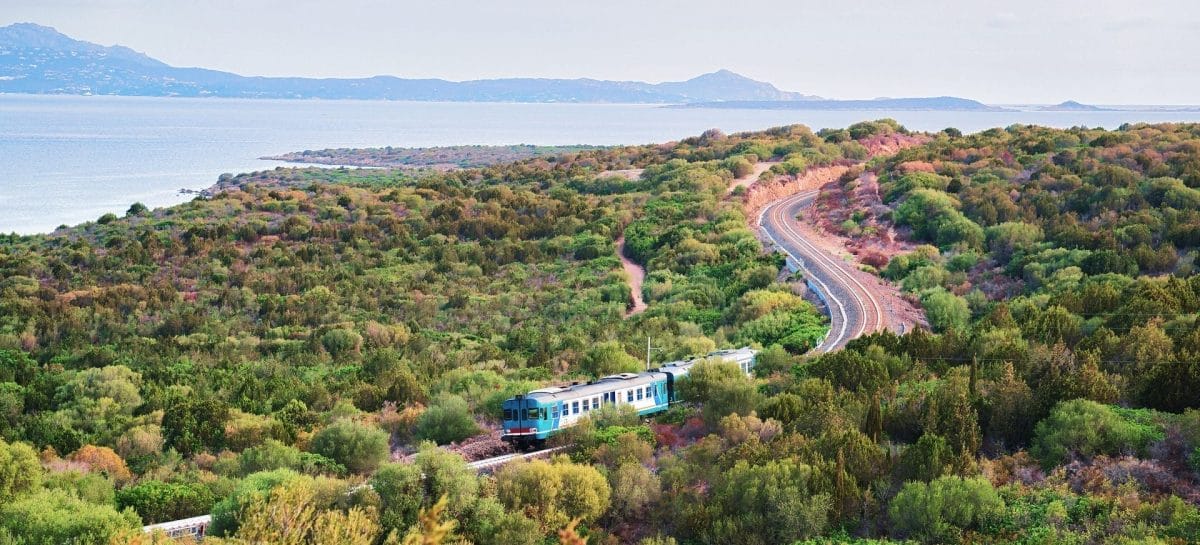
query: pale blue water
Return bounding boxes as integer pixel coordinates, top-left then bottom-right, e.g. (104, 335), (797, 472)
(4, 94), (1200, 234)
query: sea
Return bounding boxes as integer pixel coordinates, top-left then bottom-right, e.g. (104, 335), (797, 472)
(4, 94), (1200, 235)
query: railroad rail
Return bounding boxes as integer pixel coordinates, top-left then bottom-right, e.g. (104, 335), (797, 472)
(758, 189), (886, 352)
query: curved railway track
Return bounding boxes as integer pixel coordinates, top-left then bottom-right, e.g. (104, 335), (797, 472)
(758, 190), (886, 352)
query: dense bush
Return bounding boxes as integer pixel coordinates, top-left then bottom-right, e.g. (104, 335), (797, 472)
(889, 476), (1003, 543)
(308, 420), (390, 474)
(414, 393), (481, 445)
(1030, 399), (1165, 468)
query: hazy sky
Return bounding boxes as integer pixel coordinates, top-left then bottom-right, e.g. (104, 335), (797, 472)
(4, 0), (1199, 104)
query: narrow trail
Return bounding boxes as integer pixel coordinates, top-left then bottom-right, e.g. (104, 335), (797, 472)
(726, 161), (780, 196)
(616, 236), (647, 317)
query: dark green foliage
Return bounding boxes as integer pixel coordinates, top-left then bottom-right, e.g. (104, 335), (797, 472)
(1030, 399), (1165, 468)
(677, 359), (762, 425)
(0, 489), (140, 545)
(115, 480), (215, 523)
(308, 419), (390, 474)
(0, 438), (41, 503)
(1, 122), (1200, 544)
(896, 433), (952, 483)
(889, 476), (1003, 543)
(705, 459), (831, 544)
(162, 391), (229, 456)
(414, 393), (481, 445)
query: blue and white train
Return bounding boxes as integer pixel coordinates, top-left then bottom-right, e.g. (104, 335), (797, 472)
(501, 347), (757, 446)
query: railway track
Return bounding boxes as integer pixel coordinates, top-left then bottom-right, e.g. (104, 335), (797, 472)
(758, 190), (886, 352)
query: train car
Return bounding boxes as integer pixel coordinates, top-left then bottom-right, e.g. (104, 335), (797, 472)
(501, 372), (669, 445)
(142, 515), (211, 539)
(502, 346), (756, 446)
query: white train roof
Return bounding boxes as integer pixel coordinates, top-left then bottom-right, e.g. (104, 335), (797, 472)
(657, 346), (757, 372)
(525, 372), (664, 402)
(517, 347), (756, 404)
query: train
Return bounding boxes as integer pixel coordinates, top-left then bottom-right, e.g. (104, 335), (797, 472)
(501, 347), (757, 446)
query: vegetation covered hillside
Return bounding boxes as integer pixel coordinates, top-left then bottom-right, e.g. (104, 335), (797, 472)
(1, 121), (1199, 545)
(0, 124), (867, 543)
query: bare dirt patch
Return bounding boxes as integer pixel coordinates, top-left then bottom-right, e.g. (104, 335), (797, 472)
(617, 236), (648, 317)
(604, 168), (644, 181)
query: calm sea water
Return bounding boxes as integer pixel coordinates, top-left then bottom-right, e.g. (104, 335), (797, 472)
(4, 94), (1200, 235)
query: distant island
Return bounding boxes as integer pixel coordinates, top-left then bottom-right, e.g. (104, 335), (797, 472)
(1038, 100), (1111, 112)
(674, 96), (1013, 112)
(0, 23), (817, 103)
(264, 144), (606, 169)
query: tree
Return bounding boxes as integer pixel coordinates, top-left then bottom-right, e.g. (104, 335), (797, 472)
(126, 202), (149, 217)
(116, 480), (216, 524)
(896, 433), (952, 483)
(1030, 399), (1164, 469)
(806, 350), (889, 393)
(0, 489), (140, 545)
(212, 480), (381, 545)
(925, 372), (981, 456)
(580, 341), (642, 377)
(162, 391), (230, 456)
(209, 469), (305, 537)
(863, 393), (883, 443)
(411, 443), (480, 517)
(677, 359), (761, 425)
(707, 459), (831, 544)
(414, 393), (480, 445)
(238, 439), (303, 475)
(608, 462), (660, 518)
(985, 363), (1036, 448)
(372, 462), (425, 536)
(309, 420), (390, 474)
(55, 365), (143, 442)
(889, 476), (1004, 543)
(496, 458), (610, 531)
(0, 438), (41, 503)
(69, 445), (133, 483)
(920, 288), (970, 332)
(400, 496), (456, 545)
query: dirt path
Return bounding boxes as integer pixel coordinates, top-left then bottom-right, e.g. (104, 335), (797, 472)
(726, 161), (780, 196)
(616, 236), (647, 317)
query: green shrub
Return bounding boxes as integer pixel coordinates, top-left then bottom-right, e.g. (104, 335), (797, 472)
(309, 420), (390, 474)
(414, 393), (481, 445)
(1030, 399), (1165, 468)
(889, 476), (1004, 543)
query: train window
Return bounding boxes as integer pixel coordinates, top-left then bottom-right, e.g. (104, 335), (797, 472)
(551, 406), (558, 418)
(592, 398), (599, 410)
(503, 409), (513, 420)
(636, 389), (643, 400)
(572, 401), (580, 414)
(626, 390), (634, 402)
(541, 408), (547, 420)
(645, 386), (651, 398)
(527, 408), (540, 420)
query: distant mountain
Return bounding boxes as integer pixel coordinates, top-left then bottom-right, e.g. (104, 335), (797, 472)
(1038, 100), (1110, 111)
(676, 96), (1013, 112)
(0, 23), (819, 103)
